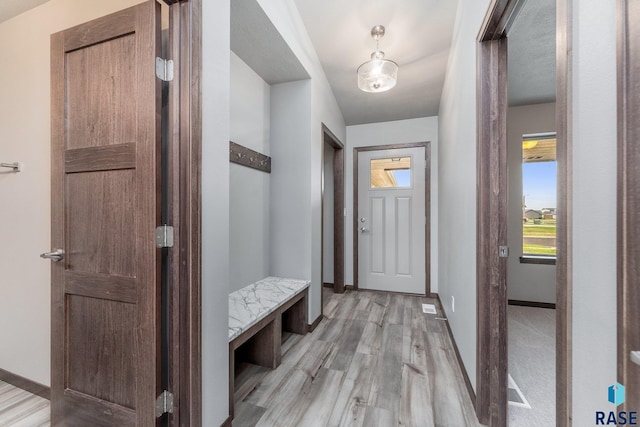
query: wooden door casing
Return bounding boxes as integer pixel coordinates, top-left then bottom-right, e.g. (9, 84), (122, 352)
(50, 2), (161, 425)
(618, 0), (640, 413)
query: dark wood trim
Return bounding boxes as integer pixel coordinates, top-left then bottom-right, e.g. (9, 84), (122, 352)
(229, 141), (271, 173)
(322, 282), (334, 288)
(508, 300), (556, 309)
(478, 0), (527, 41)
(556, 0), (572, 424)
(0, 368), (50, 400)
(354, 142), (428, 152)
(519, 255), (556, 265)
(321, 123), (345, 301)
(307, 314), (323, 332)
(476, 1), (571, 426)
(220, 415), (233, 427)
(352, 148), (358, 290)
(617, 0), (640, 414)
(166, 1), (202, 426)
(476, 3), (511, 426)
(352, 142), (431, 295)
(434, 296), (476, 410)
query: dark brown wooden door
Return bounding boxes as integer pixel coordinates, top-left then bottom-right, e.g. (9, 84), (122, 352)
(49, 2), (162, 425)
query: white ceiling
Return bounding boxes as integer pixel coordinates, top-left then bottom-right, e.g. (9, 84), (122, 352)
(0, 0), (50, 24)
(293, 0), (459, 126)
(507, 0), (556, 106)
(1, 0), (556, 125)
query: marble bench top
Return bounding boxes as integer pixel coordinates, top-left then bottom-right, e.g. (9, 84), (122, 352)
(228, 276), (310, 342)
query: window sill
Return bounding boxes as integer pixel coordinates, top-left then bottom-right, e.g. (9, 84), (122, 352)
(519, 255), (556, 265)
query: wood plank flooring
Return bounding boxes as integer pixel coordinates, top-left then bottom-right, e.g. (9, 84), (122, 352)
(1, 289), (482, 427)
(0, 380), (50, 426)
(233, 288), (484, 427)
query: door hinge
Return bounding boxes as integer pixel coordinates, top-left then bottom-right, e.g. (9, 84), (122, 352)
(156, 225), (174, 248)
(155, 390), (174, 417)
(499, 246), (509, 258)
(156, 57), (174, 82)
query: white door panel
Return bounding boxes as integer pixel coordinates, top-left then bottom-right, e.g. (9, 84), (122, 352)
(358, 147), (426, 294)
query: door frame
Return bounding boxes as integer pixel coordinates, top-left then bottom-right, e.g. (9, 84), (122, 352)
(321, 124), (345, 297)
(617, 0), (640, 412)
(475, 0), (572, 425)
(165, 0), (202, 425)
(352, 142), (431, 295)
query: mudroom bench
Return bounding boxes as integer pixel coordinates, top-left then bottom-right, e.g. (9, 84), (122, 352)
(228, 276), (310, 417)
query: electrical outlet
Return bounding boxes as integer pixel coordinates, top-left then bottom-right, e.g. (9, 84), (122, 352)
(451, 296), (455, 312)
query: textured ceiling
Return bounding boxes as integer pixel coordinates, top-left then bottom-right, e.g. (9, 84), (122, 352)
(231, 0), (309, 85)
(507, 0), (556, 106)
(0, 0), (50, 24)
(294, 0), (459, 126)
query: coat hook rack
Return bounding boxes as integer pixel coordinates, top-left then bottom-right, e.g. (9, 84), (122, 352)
(1, 162), (23, 172)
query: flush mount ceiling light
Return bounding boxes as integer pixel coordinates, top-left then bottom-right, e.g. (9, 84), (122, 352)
(357, 25), (399, 93)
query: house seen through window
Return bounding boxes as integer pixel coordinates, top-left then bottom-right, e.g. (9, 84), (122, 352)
(522, 133), (557, 257)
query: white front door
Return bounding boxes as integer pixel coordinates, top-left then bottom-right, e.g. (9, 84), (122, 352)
(357, 147), (427, 294)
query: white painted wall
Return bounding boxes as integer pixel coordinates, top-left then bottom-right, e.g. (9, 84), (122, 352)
(257, 0), (346, 324)
(229, 52), (271, 293)
(269, 79), (312, 284)
(437, 0), (491, 391)
(346, 117), (439, 294)
(323, 143), (335, 284)
(570, 0), (617, 422)
(201, 0), (231, 424)
(507, 103), (556, 303)
(0, 0), (149, 389)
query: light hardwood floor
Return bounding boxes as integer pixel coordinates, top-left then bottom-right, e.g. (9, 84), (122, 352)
(0, 289), (482, 427)
(0, 381), (49, 426)
(233, 288), (484, 427)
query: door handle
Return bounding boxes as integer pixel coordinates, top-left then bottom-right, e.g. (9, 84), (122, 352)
(360, 227), (368, 233)
(40, 249), (64, 262)
(631, 351), (640, 366)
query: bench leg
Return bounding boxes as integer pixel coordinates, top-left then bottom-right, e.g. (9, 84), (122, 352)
(282, 290), (308, 335)
(229, 345), (235, 419)
(242, 316), (282, 369)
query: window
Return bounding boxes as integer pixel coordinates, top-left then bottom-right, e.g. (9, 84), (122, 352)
(370, 156), (411, 188)
(522, 133), (556, 259)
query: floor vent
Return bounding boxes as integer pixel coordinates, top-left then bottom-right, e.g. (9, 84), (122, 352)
(422, 303), (436, 314)
(508, 374), (532, 409)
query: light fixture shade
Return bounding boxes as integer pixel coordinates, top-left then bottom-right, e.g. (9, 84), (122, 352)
(357, 58), (398, 93)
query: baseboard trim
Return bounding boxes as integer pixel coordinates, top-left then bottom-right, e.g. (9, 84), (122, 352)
(322, 282), (334, 288)
(0, 368), (50, 400)
(508, 299), (556, 309)
(308, 314), (323, 332)
(434, 296), (477, 410)
(427, 292), (438, 299)
(220, 415), (233, 427)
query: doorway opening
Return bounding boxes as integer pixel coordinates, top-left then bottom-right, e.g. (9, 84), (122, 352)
(321, 124), (345, 297)
(475, 0), (571, 426)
